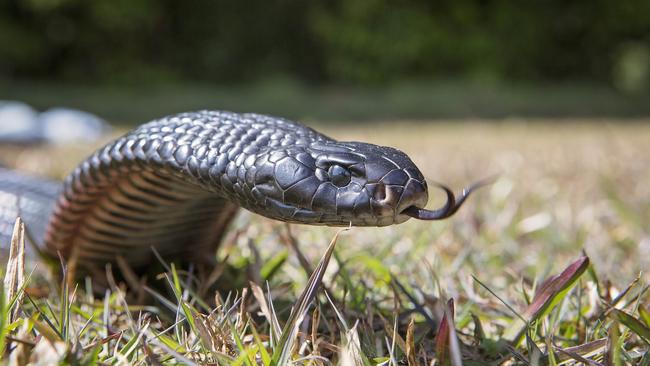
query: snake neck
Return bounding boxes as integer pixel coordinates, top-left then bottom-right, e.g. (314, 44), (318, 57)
(40, 110), (433, 271)
(44, 111), (330, 268)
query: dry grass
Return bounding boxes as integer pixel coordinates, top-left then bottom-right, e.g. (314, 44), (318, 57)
(0, 119), (648, 365)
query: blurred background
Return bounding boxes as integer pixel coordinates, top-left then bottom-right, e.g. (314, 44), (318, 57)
(1, 0), (650, 124)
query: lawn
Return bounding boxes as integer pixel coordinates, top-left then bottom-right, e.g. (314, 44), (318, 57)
(1, 119), (649, 365)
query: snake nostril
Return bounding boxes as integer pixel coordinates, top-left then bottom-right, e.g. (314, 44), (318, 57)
(373, 182), (387, 201)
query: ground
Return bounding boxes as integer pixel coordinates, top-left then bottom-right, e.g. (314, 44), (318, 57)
(1, 120), (649, 365)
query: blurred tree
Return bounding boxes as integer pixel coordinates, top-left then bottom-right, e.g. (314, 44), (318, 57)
(0, 0), (648, 88)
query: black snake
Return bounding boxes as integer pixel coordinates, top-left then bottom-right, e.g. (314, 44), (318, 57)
(0, 111), (483, 274)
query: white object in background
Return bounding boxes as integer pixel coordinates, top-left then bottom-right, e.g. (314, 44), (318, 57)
(39, 108), (110, 144)
(0, 101), (41, 142)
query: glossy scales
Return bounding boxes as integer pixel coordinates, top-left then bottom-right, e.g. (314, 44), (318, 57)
(2, 110), (430, 271)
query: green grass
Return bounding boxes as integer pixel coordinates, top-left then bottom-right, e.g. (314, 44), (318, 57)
(2, 80), (650, 125)
(0, 121), (649, 364)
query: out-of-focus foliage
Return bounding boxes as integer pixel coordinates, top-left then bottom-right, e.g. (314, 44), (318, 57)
(314, 0), (650, 86)
(1, 0), (649, 89)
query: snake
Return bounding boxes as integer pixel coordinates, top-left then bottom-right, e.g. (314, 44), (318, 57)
(0, 110), (484, 274)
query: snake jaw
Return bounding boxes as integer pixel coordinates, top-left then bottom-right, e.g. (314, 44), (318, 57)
(401, 176), (497, 220)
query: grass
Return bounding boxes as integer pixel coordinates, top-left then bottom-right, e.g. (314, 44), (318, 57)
(2, 80), (650, 125)
(0, 120), (649, 364)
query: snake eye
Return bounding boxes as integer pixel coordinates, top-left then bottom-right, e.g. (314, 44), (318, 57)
(328, 164), (351, 187)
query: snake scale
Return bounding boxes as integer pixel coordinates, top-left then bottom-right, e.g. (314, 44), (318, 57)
(0, 110), (481, 275)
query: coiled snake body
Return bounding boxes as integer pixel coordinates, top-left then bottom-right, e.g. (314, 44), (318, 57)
(0, 111), (479, 274)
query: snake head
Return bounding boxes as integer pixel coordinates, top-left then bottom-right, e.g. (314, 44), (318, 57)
(248, 141), (438, 226)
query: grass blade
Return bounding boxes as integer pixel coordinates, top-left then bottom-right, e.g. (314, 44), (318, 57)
(270, 228), (346, 366)
(435, 298), (455, 366)
(610, 309), (650, 344)
(3, 218), (26, 324)
(406, 317), (420, 366)
(639, 305), (650, 328)
(249, 281), (282, 343)
(524, 256), (590, 321)
(608, 320), (624, 366)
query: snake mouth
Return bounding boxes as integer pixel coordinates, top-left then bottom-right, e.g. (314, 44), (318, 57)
(401, 176), (497, 220)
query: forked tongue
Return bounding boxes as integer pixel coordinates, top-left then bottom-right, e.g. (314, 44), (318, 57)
(402, 176), (497, 220)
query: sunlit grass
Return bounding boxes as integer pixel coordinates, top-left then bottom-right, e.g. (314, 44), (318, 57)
(0, 120), (648, 364)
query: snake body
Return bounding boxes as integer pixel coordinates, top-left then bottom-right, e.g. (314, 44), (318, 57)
(0, 111), (477, 273)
